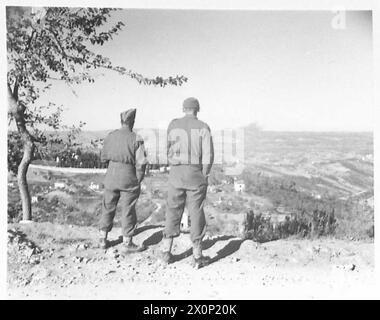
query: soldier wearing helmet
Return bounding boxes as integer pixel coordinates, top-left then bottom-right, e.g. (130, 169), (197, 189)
(160, 97), (214, 268)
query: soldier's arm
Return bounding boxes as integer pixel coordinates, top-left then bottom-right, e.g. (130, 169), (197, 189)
(201, 125), (214, 177)
(135, 136), (148, 184)
(166, 120), (175, 166)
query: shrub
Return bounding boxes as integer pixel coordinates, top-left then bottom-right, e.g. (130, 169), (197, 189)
(243, 211), (276, 242)
(8, 201), (22, 223)
(276, 211), (310, 238)
(243, 207), (337, 243)
(8, 132), (24, 175)
(8, 132), (41, 174)
(367, 225), (374, 238)
(240, 167), (372, 240)
(310, 208), (337, 236)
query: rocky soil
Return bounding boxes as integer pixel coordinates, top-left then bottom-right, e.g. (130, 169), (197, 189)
(7, 222), (375, 299)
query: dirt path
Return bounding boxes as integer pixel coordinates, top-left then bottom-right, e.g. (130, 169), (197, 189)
(29, 164), (107, 174)
(7, 222), (375, 299)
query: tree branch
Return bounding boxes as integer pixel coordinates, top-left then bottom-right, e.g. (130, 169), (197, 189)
(25, 29), (36, 52)
(8, 84), (18, 116)
(13, 79), (19, 100)
(48, 28), (67, 58)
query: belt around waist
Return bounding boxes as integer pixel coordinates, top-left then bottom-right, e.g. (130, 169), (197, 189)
(108, 161), (135, 168)
(170, 164), (202, 169)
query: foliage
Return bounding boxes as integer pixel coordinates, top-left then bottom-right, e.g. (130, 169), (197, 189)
(8, 132), (25, 175)
(7, 7), (187, 110)
(237, 167), (376, 239)
(243, 208), (337, 242)
(242, 211), (276, 242)
(7, 7), (187, 219)
(366, 225), (374, 238)
(310, 208), (337, 236)
(8, 201), (22, 223)
(53, 149), (105, 168)
(7, 6), (187, 165)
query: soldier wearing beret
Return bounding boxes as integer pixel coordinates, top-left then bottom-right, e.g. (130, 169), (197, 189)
(161, 97), (214, 268)
(99, 108), (148, 253)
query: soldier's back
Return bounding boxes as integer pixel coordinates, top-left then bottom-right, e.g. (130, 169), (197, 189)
(167, 115), (212, 189)
(102, 128), (140, 190)
(169, 115), (210, 133)
(103, 128), (137, 165)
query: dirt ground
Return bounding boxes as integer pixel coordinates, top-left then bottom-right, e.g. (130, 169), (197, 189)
(7, 222), (375, 299)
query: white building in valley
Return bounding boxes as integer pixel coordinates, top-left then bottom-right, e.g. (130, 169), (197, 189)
(234, 180), (245, 192)
(54, 182), (67, 189)
(89, 182), (100, 191)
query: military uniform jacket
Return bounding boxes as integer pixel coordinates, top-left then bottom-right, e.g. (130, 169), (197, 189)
(167, 114), (214, 189)
(101, 127), (147, 190)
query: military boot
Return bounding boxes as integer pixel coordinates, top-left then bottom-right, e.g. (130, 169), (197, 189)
(159, 251), (174, 264)
(192, 255), (211, 269)
(98, 231), (109, 249)
(159, 237), (174, 264)
(121, 237), (147, 254)
(192, 240), (210, 269)
(98, 238), (109, 250)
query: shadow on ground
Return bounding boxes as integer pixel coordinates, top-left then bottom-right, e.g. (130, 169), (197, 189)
(135, 224), (163, 236)
(107, 227), (246, 267)
(106, 225), (164, 248)
(208, 239), (245, 265)
(142, 230), (164, 247)
(108, 236), (123, 248)
(172, 235), (237, 263)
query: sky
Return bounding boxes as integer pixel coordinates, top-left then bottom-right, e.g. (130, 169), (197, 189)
(38, 9), (373, 131)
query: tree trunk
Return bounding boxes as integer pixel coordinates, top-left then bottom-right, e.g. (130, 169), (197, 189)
(17, 135), (35, 221)
(8, 85), (35, 221)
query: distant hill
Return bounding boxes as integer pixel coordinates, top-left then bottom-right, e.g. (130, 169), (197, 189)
(18, 126), (372, 158)
(74, 130), (111, 146)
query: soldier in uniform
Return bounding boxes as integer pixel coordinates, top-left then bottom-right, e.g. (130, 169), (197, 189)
(99, 108), (148, 253)
(161, 97), (214, 268)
